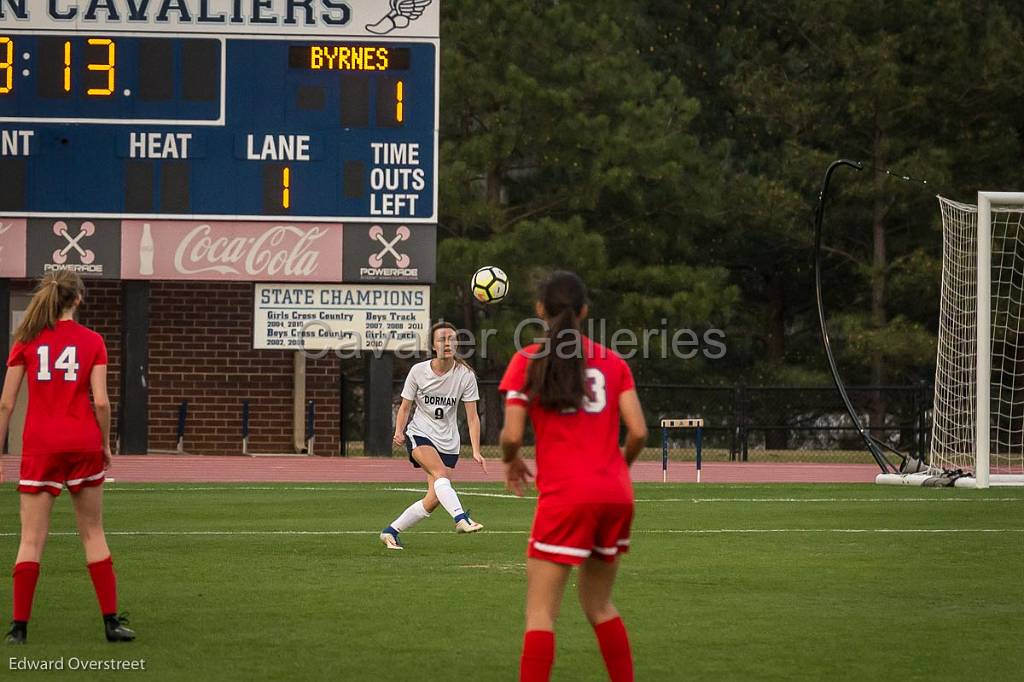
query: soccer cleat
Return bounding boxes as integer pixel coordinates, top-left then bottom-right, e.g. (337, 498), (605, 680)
(455, 518), (484, 533)
(104, 614), (136, 642)
(380, 529), (404, 550)
(5, 621), (27, 645)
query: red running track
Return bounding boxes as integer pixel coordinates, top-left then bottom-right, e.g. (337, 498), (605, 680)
(0, 455), (878, 485)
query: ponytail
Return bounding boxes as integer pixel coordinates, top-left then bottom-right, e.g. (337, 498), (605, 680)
(15, 271), (85, 343)
(524, 271), (589, 411)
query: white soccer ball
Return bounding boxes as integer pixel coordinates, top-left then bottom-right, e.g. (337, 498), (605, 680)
(472, 266), (509, 304)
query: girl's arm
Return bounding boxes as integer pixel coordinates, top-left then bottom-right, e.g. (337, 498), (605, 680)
(499, 404), (532, 495)
(393, 398), (413, 446)
(618, 389), (648, 465)
(0, 365), (25, 452)
(464, 400), (486, 472)
(90, 364), (112, 465)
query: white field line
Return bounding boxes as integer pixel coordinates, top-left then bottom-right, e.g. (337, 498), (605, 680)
(636, 528), (1024, 534)
(1, 528), (1022, 539)
(384, 486), (530, 499)
(0, 530), (525, 537)
(634, 497), (1024, 503)
(97, 485), (1024, 504)
(95, 485), (535, 499)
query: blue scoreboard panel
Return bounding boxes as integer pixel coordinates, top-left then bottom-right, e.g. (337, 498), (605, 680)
(0, 24), (437, 221)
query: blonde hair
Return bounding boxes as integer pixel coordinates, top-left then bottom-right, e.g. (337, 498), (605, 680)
(15, 271), (85, 343)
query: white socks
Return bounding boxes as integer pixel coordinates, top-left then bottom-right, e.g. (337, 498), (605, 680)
(391, 500), (431, 533)
(387, 479), (466, 534)
(432, 477), (465, 519)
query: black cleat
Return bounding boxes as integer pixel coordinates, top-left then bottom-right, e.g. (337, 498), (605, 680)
(104, 614), (136, 642)
(5, 621), (27, 645)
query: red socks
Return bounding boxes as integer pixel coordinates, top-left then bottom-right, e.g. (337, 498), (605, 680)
(594, 617), (634, 682)
(520, 619), (632, 681)
(87, 556), (118, 616)
(12, 562), (40, 622)
(11, 557), (118, 623)
(520, 630), (555, 682)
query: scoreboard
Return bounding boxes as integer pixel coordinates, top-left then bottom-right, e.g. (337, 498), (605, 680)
(0, 1), (439, 222)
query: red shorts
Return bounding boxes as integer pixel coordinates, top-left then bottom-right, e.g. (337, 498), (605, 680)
(18, 451), (106, 496)
(527, 500), (634, 566)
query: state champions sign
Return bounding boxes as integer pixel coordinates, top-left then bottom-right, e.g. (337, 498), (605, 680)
(253, 283), (430, 352)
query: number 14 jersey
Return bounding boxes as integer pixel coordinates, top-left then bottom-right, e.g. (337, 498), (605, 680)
(7, 320), (108, 456)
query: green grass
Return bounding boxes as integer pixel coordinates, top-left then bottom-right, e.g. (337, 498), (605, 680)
(2, 483), (1023, 680)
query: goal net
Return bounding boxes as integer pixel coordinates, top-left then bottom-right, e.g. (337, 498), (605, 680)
(925, 194), (1024, 487)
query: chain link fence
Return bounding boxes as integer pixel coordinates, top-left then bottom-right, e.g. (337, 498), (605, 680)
(338, 379), (932, 464)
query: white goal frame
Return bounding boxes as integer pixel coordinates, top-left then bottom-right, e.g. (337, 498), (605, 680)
(973, 192), (1024, 488)
(878, 191), (1024, 488)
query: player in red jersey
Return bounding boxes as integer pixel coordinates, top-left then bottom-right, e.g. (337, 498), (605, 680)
(499, 271), (648, 682)
(1, 272), (134, 645)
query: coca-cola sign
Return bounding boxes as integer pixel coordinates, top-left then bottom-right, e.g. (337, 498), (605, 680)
(0, 220), (27, 278)
(121, 221), (344, 282)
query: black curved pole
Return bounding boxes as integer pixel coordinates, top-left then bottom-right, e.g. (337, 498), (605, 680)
(814, 159), (897, 474)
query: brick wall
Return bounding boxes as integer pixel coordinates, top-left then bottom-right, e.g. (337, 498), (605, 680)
(77, 280), (122, 442)
(151, 282), (342, 455)
(75, 280), (343, 456)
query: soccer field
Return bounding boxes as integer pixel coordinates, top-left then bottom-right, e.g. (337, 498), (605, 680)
(2, 483), (1022, 681)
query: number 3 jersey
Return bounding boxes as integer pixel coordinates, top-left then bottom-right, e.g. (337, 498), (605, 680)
(7, 320), (108, 456)
(402, 360), (480, 455)
(499, 336), (636, 504)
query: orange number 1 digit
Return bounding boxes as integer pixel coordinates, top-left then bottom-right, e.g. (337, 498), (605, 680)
(395, 80), (404, 124)
(63, 40), (71, 92)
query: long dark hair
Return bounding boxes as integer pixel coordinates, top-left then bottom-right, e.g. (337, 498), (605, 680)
(524, 271), (588, 411)
(431, 321), (474, 373)
(15, 271), (85, 343)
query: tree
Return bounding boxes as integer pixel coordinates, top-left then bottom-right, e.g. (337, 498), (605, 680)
(437, 0), (739, 391)
(719, 0), (1024, 430)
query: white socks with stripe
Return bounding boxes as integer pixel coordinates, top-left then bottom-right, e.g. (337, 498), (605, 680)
(391, 500), (431, 533)
(432, 477), (466, 520)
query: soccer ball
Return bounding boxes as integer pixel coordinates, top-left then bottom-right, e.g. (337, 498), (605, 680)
(472, 266), (509, 304)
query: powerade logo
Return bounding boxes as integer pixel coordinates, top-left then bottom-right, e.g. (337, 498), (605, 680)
(0, 1), (352, 26)
(45, 221), (103, 274)
(359, 225), (419, 280)
(27, 218), (121, 280)
(342, 223), (435, 284)
(361, 267), (418, 277)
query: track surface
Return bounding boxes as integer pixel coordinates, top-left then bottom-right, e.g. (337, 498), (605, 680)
(0, 455), (878, 484)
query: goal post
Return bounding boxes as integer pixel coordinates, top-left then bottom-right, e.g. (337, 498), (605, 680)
(897, 192), (1024, 488)
(976, 192), (994, 489)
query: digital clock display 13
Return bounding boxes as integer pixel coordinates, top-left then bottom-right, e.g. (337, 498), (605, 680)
(0, 36), (437, 222)
(1, 34), (222, 123)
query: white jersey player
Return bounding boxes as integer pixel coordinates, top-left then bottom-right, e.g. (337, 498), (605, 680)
(380, 322), (487, 549)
